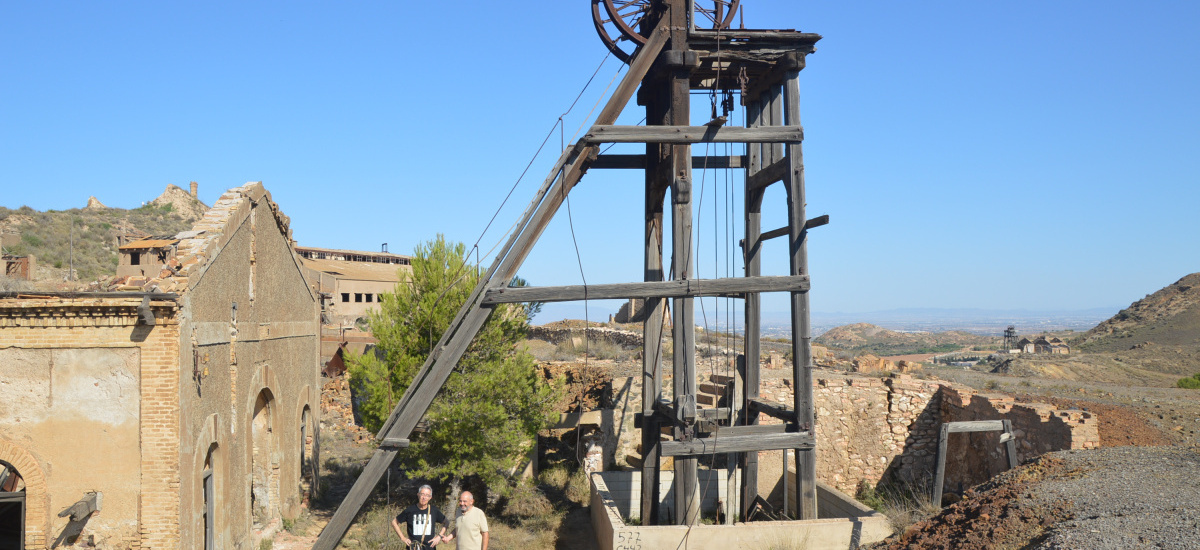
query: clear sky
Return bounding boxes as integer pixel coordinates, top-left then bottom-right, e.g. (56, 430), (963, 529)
(3, 1), (1198, 322)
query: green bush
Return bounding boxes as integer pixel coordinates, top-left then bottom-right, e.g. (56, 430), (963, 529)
(1177, 374), (1200, 389)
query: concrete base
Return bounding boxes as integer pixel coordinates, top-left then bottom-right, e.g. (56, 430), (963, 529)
(591, 472), (892, 550)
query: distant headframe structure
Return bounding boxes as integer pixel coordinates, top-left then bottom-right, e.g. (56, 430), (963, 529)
(313, 1), (823, 546)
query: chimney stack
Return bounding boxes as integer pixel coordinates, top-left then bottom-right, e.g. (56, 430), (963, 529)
(189, 182), (198, 197)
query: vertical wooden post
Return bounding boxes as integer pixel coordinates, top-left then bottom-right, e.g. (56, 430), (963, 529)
(932, 423), (950, 508)
(640, 88), (669, 526)
(667, 0), (699, 527)
(740, 96), (764, 521)
(1002, 419), (1019, 469)
(783, 69), (817, 519)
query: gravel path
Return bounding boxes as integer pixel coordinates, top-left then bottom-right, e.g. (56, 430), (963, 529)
(1034, 446), (1200, 550)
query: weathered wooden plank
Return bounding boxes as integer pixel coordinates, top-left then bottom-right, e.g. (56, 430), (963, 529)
(584, 125), (803, 144)
(641, 91), (668, 526)
(668, 6), (700, 527)
(482, 274), (810, 304)
(758, 215), (830, 243)
(659, 432), (814, 457)
(591, 154), (748, 170)
(933, 423), (950, 508)
(747, 156), (788, 191)
(747, 397), (797, 423)
(741, 95), (765, 518)
(946, 420), (1006, 433)
(783, 68), (817, 521)
(716, 423), (793, 436)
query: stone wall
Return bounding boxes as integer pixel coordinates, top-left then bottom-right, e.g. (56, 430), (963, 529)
(527, 325), (644, 348)
(750, 374), (1099, 498)
(939, 385), (1098, 490)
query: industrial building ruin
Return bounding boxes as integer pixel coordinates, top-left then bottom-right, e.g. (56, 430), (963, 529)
(0, 183), (320, 549)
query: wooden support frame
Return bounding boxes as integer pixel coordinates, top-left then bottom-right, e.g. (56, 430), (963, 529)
(315, 2), (825, 542)
(310, 24), (673, 550)
(932, 420), (1019, 507)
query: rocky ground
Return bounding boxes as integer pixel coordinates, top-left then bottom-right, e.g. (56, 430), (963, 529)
(874, 446), (1200, 550)
(867, 366), (1200, 549)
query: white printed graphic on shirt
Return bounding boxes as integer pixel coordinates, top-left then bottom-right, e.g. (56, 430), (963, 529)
(411, 511), (432, 536)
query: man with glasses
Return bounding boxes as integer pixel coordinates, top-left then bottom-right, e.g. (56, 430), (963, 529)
(443, 490), (488, 550)
(392, 484), (448, 548)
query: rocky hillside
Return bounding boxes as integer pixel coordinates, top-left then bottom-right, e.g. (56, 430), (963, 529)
(0, 185), (208, 285)
(815, 322), (997, 356)
(1076, 273), (1200, 352)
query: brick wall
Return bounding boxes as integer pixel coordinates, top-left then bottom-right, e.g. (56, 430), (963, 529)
(137, 319), (182, 549)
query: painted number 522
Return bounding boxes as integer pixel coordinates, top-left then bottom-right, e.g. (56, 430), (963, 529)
(615, 530), (642, 550)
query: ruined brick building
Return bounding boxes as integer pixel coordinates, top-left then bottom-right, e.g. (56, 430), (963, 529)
(0, 183), (320, 549)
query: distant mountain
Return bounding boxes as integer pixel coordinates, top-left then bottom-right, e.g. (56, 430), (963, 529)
(813, 322), (997, 356)
(1076, 273), (1200, 355)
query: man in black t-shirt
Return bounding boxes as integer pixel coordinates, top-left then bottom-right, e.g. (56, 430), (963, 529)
(392, 484), (448, 548)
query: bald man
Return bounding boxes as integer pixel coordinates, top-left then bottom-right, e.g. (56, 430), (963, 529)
(443, 491), (488, 550)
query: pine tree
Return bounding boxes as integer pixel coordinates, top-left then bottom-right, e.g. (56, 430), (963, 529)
(348, 235), (558, 489)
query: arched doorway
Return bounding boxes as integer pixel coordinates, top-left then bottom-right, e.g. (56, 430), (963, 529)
(251, 390), (279, 529)
(0, 460), (25, 550)
(202, 444), (217, 550)
(299, 406), (314, 501)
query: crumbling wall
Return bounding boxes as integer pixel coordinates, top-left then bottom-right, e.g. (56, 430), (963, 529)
(753, 374), (1097, 499)
(527, 325), (643, 348)
(939, 385), (1098, 491)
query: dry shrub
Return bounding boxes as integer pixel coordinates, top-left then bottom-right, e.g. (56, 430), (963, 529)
(340, 503), (405, 549)
(487, 515), (561, 550)
(539, 466), (571, 490)
(564, 468), (591, 505)
(857, 479), (940, 535)
(502, 483), (553, 518)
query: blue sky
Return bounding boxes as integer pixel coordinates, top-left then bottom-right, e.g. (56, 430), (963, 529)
(3, 1), (1198, 323)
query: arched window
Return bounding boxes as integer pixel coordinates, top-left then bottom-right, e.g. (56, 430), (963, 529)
(0, 460), (26, 550)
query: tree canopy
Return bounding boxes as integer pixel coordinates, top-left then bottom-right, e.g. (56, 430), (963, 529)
(348, 235), (558, 487)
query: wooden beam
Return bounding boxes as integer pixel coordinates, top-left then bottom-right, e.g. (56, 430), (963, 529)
(715, 423), (794, 436)
(584, 125), (803, 144)
(782, 68), (818, 520)
(946, 420), (1006, 433)
(747, 156), (788, 191)
(591, 154), (748, 170)
(741, 96), (765, 521)
(747, 398), (797, 423)
(756, 215), (830, 243)
(482, 274), (810, 304)
(659, 431), (814, 457)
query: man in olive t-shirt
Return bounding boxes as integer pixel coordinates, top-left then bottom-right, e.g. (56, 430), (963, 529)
(444, 491), (488, 550)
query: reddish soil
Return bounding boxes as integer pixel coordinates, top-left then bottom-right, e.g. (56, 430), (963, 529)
(878, 456), (1075, 550)
(1012, 394), (1174, 447)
